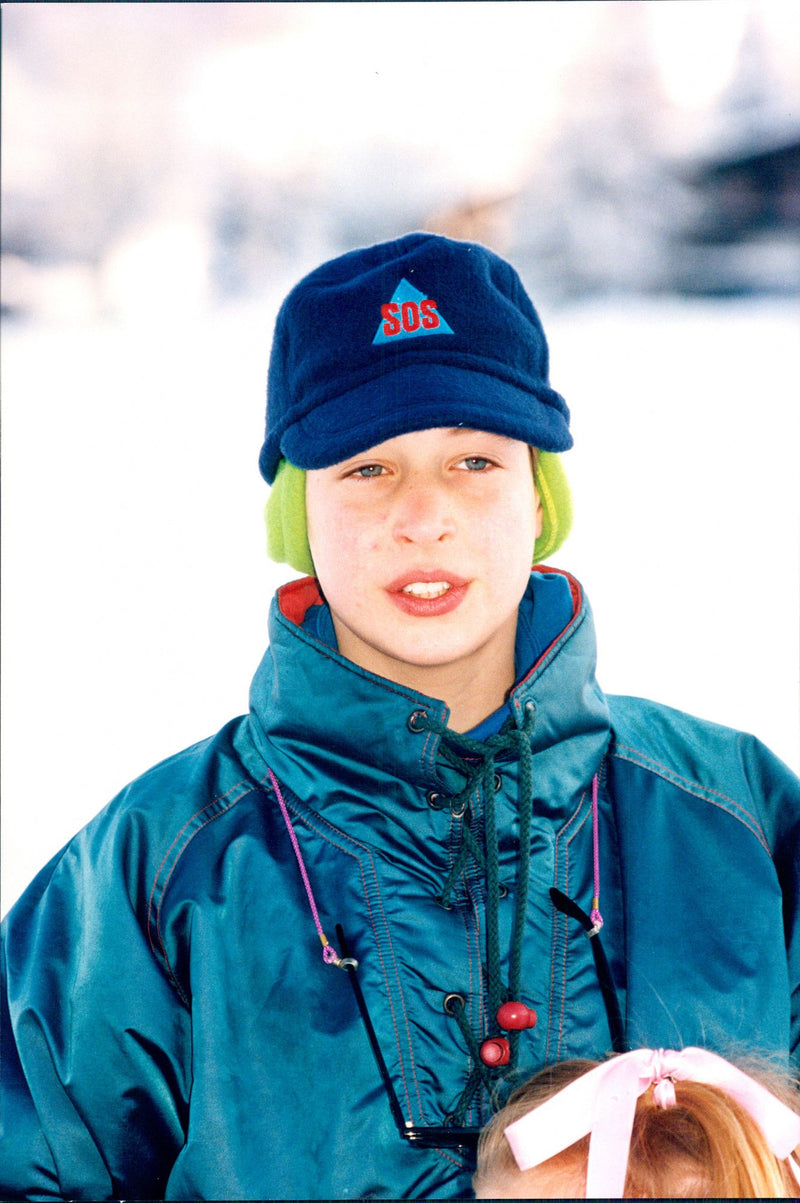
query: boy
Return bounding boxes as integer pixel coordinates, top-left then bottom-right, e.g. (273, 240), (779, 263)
(2, 233), (798, 1200)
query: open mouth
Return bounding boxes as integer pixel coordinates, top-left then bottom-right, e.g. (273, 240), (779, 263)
(400, 581), (452, 600)
(388, 574), (468, 617)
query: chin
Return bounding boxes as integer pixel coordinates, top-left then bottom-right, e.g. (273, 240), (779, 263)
(383, 638), (480, 670)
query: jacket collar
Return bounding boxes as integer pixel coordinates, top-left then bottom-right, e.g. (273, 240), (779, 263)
(248, 569), (610, 816)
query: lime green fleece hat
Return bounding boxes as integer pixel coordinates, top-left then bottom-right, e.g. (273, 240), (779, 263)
(265, 451), (572, 577)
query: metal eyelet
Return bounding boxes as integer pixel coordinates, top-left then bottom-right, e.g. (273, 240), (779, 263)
(427, 791), (444, 809)
(407, 709), (428, 733)
(450, 799), (467, 819)
(443, 992), (466, 1016)
(498, 883), (509, 899)
(494, 772), (502, 792)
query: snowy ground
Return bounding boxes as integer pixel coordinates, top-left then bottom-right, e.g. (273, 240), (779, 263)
(2, 295), (798, 914)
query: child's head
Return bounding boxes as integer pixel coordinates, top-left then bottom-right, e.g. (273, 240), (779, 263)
(259, 233), (573, 577)
(473, 1048), (800, 1199)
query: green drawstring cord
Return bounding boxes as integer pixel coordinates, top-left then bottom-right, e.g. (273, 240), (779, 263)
(437, 809), (485, 910)
(417, 702), (537, 1124)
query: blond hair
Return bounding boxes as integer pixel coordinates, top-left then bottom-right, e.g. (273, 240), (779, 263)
(474, 1056), (800, 1198)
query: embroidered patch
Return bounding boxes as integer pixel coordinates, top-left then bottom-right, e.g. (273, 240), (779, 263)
(372, 277), (455, 345)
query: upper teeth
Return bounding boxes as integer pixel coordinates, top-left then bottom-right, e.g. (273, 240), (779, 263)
(402, 581), (452, 599)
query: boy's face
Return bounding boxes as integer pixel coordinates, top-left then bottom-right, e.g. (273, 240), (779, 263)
(305, 427), (541, 704)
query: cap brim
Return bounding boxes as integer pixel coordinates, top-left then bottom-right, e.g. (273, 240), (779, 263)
(277, 362), (572, 472)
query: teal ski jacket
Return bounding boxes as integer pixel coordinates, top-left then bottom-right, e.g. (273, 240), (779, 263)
(2, 569), (799, 1200)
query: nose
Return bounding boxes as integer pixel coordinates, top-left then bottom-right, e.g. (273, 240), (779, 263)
(391, 478), (456, 546)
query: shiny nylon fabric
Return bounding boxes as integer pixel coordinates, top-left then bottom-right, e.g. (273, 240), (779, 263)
(2, 570), (799, 1200)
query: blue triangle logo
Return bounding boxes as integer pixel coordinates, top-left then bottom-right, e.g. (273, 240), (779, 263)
(372, 278), (455, 345)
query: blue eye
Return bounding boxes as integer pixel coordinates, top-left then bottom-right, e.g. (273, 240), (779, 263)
(461, 457), (491, 471)
(355, 464), (384, 478)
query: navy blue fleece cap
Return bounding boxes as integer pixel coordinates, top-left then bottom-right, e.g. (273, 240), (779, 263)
(258, 232), (572, 483)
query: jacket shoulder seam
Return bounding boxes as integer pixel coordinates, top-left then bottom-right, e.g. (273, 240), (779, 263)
(146, 772), (270, 1001)
(611, 742), (770, 855)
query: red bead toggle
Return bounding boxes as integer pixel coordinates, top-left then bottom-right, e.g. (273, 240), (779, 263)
(479, 1036), (511, 1067)
(496, 1001), (538, 1031)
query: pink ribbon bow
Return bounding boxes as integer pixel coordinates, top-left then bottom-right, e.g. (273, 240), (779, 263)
(504, 1047), (800, 1198)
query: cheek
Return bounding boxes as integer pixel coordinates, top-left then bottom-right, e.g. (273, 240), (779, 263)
(480, 490), (537, 560)
(361, 512), (387, 553)
(310, 506), (385, 584)
(341, 513), (386, 559)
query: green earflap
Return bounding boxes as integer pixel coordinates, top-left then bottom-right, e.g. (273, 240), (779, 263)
(264, 459), (315, 576)
(265, 452), (573, 577)
(532, 451), (573, 564)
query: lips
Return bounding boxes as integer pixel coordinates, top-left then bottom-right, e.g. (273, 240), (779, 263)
(386, 571), (469, 617)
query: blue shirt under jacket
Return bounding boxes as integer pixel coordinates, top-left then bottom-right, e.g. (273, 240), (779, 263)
(2, 569), (798, 1200)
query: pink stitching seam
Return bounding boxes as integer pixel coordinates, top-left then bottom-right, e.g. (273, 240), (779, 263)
(556, 802), (591, 1061)
(272, 784), (426, 1124)
(612, 744), (770, 855)
(545, 784), (590, 1062)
